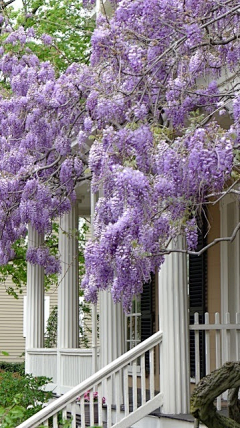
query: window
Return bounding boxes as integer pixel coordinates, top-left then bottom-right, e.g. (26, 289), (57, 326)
(125, 296), (141, 351)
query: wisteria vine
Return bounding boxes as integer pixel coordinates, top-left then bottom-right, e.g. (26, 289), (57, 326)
(0, 0), (239, 310)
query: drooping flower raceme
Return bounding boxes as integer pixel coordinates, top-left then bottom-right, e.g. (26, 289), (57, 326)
(0, 1), (239, 309)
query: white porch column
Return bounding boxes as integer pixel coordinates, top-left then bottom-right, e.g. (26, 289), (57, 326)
(25, 226), (44, 371)
(99, 291), (125, 404)
(99, 292), (125, 368)
(58, 205), (79, 349)
(159, 237), (190, 414)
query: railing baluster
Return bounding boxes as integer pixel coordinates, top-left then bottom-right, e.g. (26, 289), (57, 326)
(115, 370), (121, 422)
(107, 375), (112, 427)
(62, 408), (67, 422)
(141, 354), (146, 405)
(90, 389), (94, 427)
(149, 348), (154, 400)
(132, 359), (138, 411)
(194, 312), (200, 384)
(52, 413), (58, 428)
(80, 396), (85, 428)
(215, 313), (221, 411)
(124, 366), (129, 416)
(98, 382), (103, 427)
(43, 420), (49, 427)
(205, 312), (210, 375)
(70, 402), (76, 427)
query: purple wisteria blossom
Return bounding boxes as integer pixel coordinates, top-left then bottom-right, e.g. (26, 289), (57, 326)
(0, 1), (239, 310)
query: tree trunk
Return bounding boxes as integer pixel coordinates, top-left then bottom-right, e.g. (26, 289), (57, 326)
(190, 362), (240, 428)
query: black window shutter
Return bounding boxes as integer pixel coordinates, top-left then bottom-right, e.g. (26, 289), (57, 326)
(141, 275), (154, 372)
(189, 216), (207, 379)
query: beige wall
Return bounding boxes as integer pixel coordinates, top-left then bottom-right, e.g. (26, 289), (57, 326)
(0, 278), (26, 363)
(0, 279), (58, 363)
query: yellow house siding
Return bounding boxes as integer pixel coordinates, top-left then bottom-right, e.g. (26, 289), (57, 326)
(0, 278), (26, 363)
(0, 277), (58, 362)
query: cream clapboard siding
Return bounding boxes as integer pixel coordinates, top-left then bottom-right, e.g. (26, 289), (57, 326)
(0, 278), (58, 363)
(0, 277), (26, 363)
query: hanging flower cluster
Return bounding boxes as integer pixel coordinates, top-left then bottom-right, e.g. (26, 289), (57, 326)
(0, 1), (239, 308)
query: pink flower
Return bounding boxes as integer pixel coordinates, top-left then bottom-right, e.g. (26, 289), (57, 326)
(76, 390), (106, 404)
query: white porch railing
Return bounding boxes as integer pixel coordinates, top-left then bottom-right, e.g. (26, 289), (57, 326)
(26, 348), (95, 394)
(17, 331), (163, 428)
(189, 311), (240, 410)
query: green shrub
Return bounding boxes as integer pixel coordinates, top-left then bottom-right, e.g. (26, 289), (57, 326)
(0, 361), (25, 375)
(0, 371), (52, 427)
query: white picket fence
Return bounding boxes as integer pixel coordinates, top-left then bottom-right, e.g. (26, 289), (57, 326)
(189, 311), (240, 409)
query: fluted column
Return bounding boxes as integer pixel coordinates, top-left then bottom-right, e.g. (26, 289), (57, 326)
(159, 237), (190, 414)
(58, 205), (79, 349)
(26, 225), (44, 351)
(99, 292), (125, 368)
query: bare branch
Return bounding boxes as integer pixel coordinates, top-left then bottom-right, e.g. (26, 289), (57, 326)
(158, 222), (240, 257)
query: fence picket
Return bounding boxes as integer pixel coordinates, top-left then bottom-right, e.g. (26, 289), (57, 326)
(215, 313), (221, 411)
(205, 312), (210, 375)
(194, 312), (200, 384)
(190, 311), (240, 411)
(225, 312), (231, 363)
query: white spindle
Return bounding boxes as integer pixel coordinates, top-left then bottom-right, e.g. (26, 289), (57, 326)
(107, 376), (112, 427)
(124, 366), (129, 416)
(205, 312), (210, 375)
(80, 396), (85, 428)
(90, 390), (94, 427)
(98, 383), (103, 426)
(141, 354), (146, 405)
(149, 348), (155, 400)
(132, 360), (138, 411)
(70, 403), (76, 427)
(52, 414), (58, 428)
(215, 313), (221, 411)
(115, 371), (121, 422)
(43, 421), (48, 427)
(194, 312), (200, 384)
(62, 408), (67, 426)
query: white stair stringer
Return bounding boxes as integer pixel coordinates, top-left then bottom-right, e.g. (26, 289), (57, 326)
(112, 392), (163, 428)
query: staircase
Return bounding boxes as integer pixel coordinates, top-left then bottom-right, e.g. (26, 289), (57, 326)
(17, 331), (163, 428)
